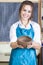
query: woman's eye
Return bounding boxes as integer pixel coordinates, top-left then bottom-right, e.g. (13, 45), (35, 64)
(23, 9), (31, 13)
(28, 11), (31, 13)
(23, 9), (26, 11)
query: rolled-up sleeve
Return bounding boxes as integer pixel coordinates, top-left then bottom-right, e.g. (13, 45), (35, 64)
(10, 24), (17, 43)
(33, 24), (41, 45)
(33, 23), (41, 55)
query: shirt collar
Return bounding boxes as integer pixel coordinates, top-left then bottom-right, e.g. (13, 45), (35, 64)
(18, 20), (32, 29)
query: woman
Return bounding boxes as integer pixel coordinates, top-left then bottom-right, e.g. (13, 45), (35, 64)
(9, 1), (41, 65)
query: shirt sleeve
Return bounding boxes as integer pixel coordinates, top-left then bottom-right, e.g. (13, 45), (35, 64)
(10, 24), (17, 43)
(33, 24), (41, 45)
(33, 23), (41, 55)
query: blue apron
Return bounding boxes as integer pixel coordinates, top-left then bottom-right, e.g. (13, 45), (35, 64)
(9, 24), (37, 65)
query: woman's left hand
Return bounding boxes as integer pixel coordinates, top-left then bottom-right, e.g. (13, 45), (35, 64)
(27, 41), (41, 50)
(27, 41), (33, 48)
(27, 44), (33, 48)
(32, 41), (41, 50)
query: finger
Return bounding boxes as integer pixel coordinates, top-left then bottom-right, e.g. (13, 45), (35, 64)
(28, 41), (32, 45)
(27, 45), (33, 48)
(18, 45), (24, 48)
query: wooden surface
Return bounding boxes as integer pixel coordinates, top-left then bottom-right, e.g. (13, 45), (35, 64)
(38, 47), (42, 65)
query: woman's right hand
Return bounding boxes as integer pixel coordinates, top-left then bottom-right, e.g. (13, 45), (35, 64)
(10, 42), (24, 48)
(10, 42), (18, 48)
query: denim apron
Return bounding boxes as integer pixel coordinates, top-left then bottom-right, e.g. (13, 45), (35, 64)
(9, 24), (37, 65)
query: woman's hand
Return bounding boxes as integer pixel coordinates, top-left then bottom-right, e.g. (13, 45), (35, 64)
(27, 44), (33, 48)
(10, 42), (18, 48)
(10, 42), (24, 48)
(27, 41), (33, 48)
(27, 41), (41, 50)
(18, 45), (24, 48)
(32, 41), (41, 50)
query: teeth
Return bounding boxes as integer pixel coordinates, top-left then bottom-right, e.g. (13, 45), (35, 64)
(23, 15), (28, 17)
(23, 14), (28, 17)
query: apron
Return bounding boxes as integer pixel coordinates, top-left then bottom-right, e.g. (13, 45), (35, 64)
(9, 24), (37, 65)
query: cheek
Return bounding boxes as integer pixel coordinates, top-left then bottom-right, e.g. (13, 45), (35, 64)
(20, 11), (25, 18)
(27, 13), (32, 19)
(20, 11), (24, 16)
(21, 11), (25, 15)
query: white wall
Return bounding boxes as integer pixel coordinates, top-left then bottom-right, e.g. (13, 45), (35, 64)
(0, 0), (38, 2)
(0, 42), (11, 54)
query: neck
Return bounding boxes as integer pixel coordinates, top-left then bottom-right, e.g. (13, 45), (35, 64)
(21, 19), (29, 27)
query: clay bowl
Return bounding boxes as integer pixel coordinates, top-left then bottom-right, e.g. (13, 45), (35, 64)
(17, 36), (32, 48)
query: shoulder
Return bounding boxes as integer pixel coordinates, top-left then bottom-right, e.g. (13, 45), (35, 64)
(31, 21), (40, 29)
(10, 21), (19, 29)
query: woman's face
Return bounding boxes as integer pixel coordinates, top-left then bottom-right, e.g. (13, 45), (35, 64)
(20, 5), (33, 21)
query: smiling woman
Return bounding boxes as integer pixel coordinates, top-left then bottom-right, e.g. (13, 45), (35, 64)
(9, 1), (41, 65)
